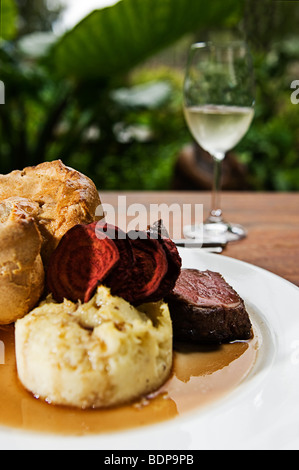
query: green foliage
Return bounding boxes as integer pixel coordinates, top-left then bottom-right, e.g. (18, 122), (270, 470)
(63, 66), (189, 190)
(50, 0), (242, 80)
(0, 0), (242, 190)
(236, 39), (299, 191)
(1, 0), (299, 191)
(15, 0), (64, 37)
(1, 0), (18, 40)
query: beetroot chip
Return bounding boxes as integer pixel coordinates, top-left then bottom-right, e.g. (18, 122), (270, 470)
(47, 220), (182, 306)
(110, 231), (168, 305)
(47, 223), (120, 303)
(95, 221), (135, 294)
(147, 220), (182, 301)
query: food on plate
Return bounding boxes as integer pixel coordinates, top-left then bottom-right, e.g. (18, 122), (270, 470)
(145, 219), (182, 302)
(0, 160), (102, 323)
(0, 160), (102, 265)
(166, 268), (252, 344)
(108, 222), (182, 305)
(0, 197), (44, 324)
(0, 159), (252, 415)
(46, 221), (182, 306)
(15, 286), (173, 409)
(17, 220), (179, 408)
(46, 222), (122, 303)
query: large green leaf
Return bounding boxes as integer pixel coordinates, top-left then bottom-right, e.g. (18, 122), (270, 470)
(50, 0), (242, 80)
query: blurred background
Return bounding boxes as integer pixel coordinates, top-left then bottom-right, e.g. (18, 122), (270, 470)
(1, 0), (299, 191)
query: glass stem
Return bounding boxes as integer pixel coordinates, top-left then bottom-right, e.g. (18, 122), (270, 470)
(209, 152), (225, 223)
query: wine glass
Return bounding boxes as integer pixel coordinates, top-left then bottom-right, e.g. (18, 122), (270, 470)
(183, 41), (255, 243)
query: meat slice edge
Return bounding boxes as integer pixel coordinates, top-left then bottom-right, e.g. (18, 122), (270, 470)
(166, 269), (252, 344)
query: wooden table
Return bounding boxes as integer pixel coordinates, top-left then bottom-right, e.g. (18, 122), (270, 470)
(99, 191), (299, 288)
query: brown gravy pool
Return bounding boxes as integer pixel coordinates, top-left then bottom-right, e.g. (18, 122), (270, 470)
(0, 325), (258, 436)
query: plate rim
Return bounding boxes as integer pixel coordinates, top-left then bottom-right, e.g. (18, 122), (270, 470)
(1, 250), (299, 450)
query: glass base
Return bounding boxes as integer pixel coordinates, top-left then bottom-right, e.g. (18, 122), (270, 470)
(184, 219), (247, 244)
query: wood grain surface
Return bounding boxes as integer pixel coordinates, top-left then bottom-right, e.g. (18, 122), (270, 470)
(99, 191), (299, 288)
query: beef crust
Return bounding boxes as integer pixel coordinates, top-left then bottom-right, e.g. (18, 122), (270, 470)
(166, 269), (252, 344)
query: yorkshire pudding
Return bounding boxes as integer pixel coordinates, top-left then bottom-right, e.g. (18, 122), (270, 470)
(0, 197), (44, 324)
(0, 160), (103, 265)
(0, 160), (103, 324)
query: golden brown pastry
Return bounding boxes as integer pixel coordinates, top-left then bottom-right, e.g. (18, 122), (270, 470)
(0, 197), (44, 324)
(0, 160), (103, 265)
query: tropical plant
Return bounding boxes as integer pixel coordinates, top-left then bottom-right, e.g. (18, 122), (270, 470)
(0, 0), (242, 188)
(1, 0), (18, 40)
(236, 39), (299, 190)
(1, 0), (299, 191)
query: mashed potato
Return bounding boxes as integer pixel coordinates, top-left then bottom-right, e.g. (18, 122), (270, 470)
(15, 286), (173, 409)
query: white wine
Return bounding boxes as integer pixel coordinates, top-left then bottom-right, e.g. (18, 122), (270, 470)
(184, 105), (254, 157)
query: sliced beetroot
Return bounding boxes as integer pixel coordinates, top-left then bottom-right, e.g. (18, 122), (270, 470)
(95, 221), (135, 295)
(150, 237), (182, 299)
(109, 232), (168, 305)
(103, 224), (179, 305)
(109, 231), (169, 305)
(47, 221), (181, 306)
(46, 223), (120, 303)
(146, 220), (182, 302)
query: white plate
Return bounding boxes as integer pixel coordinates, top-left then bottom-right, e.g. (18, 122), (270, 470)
(2, 249), (299, 450)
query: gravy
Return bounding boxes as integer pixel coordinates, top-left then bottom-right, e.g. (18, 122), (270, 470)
(0, 325), (258, 436)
